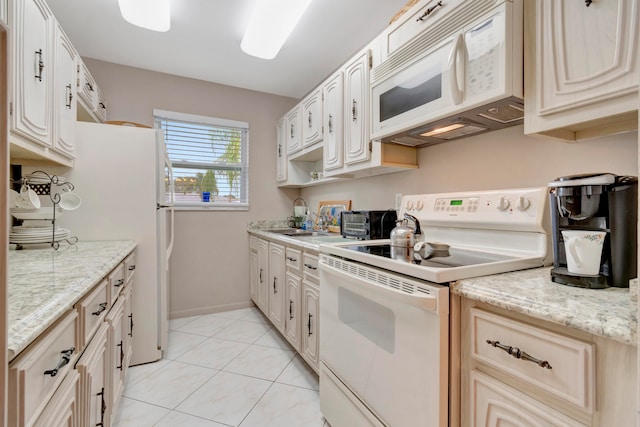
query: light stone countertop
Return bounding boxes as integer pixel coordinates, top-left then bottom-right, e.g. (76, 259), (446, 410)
(251, 223), (637, 346)
(8, 240), (137, 360)
(451, 267), (637, 346)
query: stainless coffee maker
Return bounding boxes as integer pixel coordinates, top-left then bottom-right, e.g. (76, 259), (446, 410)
(549, 173), (637, 288)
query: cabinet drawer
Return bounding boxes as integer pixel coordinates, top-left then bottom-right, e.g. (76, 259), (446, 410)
(124, 251), (136, 284)
(470, 308), (594, 412)
(77, 278), (109, 350)
(470, 370), (586, 427)
(286, 247), (302, 274)
(302, 252), (319, 283)
(8, 309), (78, 427)
(108, 262), (126, 307)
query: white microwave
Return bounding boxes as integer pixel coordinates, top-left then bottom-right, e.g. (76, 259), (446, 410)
(371, 0), (523, 147)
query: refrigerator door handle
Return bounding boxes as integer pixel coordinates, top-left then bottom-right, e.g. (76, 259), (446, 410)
(166, 205), (175, 265)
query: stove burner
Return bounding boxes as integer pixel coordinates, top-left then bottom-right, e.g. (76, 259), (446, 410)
(343, 244), (516, 268)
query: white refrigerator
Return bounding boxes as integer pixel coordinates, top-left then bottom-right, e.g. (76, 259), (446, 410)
(58, 121), (174, 366)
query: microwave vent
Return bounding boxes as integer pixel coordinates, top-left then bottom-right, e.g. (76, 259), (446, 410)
(478, 103), (524, 124)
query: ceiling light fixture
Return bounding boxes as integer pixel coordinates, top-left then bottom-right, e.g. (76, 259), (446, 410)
(241, 0), (313, 60)
(117, 0), (171, 32)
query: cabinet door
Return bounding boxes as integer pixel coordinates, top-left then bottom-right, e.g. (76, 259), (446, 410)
(525, 0), (639, 138)
(76, 323), (109, 427)
(256, 239), (270, 315)
(301, 280), (319, 372)
(250, 249), (258, 304)
(284, 271), (302, 351)
(276, 118), (288, 182)
(106, 296), (125, 421)
(470, 371), (586, 427)
(301, 88), (323, 148)
(11, 0), (54, 146)
(95, 86), (107, 122)
(285, 105), (302, 155)
(33, 370), (79, 427)
(343, 50), (371, 165)
(53, 23), (76, 158)
(322, 71), (344, 172)
(268, 242), (286, 333)
(122, 284), (134, 377)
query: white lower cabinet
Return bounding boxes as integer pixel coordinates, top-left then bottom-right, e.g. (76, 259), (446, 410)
(461, 298), (637, 426)
(7, 252), (135, 427)
(301, 279), (319, 372)
(76, 323), (109, 427)
(106, 295), (126, 421)
(249, 234), (319, 372)
(268, 242), (286, 333)
(284, 271), (302, 351)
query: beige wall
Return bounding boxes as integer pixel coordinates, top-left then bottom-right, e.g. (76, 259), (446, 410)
(85, 58), (639, 320)
(300, 126), (639, 214)
(83, 58), (299, 318)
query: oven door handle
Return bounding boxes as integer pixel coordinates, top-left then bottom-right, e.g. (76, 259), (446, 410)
(319, 261), (440, 312)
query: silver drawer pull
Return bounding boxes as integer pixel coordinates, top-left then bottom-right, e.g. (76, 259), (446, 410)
(92, 302), (107, 316)
(287, 256), (297, 262)
(486, 340), (552, 370)
(114, 278), (125, 287)
(128, 265), (136, 271)
(304, 263), (317, 270)
(44, 347), (75, 377)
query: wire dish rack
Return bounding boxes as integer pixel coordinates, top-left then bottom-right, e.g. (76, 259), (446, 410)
(10, 171), (78, 250)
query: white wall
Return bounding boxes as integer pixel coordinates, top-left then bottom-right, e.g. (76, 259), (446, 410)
(300, 125), (638, 213)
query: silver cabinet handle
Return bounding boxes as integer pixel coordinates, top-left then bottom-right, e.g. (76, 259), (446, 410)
(290, 123), (294, 138)
(273, 277), (277, 294)
(35, 49), (44, 81)
(308, 111), (312, 128)
(286, 256), (297, 262)
(65, 84), (73, 109)
(44, 347), (75, 377)
(328, 114), (333, 134)
(351, 99), (357, 122)
(416, 1), (443, 21)
(304, 263), (317, 270)
(92, 302), (107, 316)
(114, 278), (125, 288)
(486, 340), (552, 369)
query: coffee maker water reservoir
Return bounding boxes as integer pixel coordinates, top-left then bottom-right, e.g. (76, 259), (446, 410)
(549, 173), (638, 288)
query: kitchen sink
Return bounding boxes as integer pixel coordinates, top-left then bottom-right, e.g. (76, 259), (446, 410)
(266, 228), (333, 237)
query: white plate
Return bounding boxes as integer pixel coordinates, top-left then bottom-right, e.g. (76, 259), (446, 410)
(10, 207), (62, 220)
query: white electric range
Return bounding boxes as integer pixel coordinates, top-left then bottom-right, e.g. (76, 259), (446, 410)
(318, 187), (551, 427)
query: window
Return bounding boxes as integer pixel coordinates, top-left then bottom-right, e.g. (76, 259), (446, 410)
(154, 109), (249, 210)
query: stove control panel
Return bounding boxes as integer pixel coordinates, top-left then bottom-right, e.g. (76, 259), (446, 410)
(400, 187), (549, 231)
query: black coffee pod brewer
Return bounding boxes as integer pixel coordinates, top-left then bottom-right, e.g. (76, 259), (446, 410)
(548, 173), (637, 288)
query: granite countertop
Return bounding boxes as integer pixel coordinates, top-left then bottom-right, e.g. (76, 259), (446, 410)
(8, 240), (137, 360)
(452, 267), (637, 346)
(248, 221), (346, 251)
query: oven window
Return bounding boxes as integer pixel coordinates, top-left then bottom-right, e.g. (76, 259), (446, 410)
(379, 64), (442, 122)
(338, 287), (395, 353)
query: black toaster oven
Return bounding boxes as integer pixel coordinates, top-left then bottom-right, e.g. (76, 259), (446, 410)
(340, 210), (398, 240)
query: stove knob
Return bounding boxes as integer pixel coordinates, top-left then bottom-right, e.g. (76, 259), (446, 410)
(516, 196), (531, 211)
(405, 200), (414, 210)
(496, 196), (510, 211)
(415, 200), (424, 211)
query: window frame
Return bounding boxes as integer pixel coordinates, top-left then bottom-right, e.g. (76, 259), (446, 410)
(154, 109), (250, 211)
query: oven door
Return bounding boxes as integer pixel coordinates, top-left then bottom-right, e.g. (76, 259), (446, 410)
(319, 255), (449, 427)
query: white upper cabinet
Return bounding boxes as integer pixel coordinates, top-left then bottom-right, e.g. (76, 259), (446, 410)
(343, 50), (371, 165)
(524, 0), (639, 140)
(53, 22), (77, 158)
(322, 71), (343, 172)
(10, 0), (54, 148)
(76, 58), (107, 123)
(276, 118), (288, 182)
(301, 87), (323, 149)
(285, 105), (302, 155)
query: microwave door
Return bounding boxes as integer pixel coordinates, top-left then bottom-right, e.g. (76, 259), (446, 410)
(371, 36), (458, 139)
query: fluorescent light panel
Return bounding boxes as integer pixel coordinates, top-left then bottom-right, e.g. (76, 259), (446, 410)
(241, 0), (312, 60)
(118, 0), (171, 32)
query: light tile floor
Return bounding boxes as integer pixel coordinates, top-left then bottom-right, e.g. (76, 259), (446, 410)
(112, 307), (330, 427)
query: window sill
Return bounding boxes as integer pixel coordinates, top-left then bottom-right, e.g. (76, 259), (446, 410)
(173, 203), (249, 212)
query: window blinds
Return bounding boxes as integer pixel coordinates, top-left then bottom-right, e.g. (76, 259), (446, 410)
(154, 110), (249, 206)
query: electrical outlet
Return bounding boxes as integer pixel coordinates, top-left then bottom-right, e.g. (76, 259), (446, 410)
(395, 193), (403, 211)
